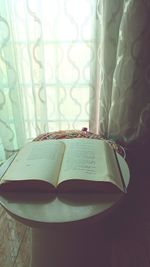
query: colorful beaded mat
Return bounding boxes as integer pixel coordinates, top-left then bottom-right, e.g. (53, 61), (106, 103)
(34, 129), (126, 158)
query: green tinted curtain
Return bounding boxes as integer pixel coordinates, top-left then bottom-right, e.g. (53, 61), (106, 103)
(1, 0), (150, 161)
(0, 0), (97, 159)
(91, 0), (150, 143)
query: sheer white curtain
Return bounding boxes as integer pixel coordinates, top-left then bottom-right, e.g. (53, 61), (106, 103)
(0, 0), (97, 159)
(1, 0), (150, 161)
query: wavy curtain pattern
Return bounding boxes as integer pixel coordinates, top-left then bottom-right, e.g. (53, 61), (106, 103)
(0, 0), (150, 160)
(0, 0), (97, 158)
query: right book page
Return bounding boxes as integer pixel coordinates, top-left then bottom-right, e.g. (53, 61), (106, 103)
(103, 143), (124, 191)
(58, 138), (124, 191)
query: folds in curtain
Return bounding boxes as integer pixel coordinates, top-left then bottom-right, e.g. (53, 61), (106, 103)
(1, 0), (150, 161)
(92, 0), (150, 144)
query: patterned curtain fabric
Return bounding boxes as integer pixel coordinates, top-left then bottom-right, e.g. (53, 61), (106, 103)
(0, 0), (150, 161)
(0, 0), (97, 158)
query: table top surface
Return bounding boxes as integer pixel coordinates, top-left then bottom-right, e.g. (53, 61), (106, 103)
(0, 151), (130, 227)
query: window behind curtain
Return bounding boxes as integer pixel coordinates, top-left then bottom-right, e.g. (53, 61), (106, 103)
(0, 0), (97, 161)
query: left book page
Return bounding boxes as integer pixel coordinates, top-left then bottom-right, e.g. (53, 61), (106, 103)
(0, 140), (65, 189)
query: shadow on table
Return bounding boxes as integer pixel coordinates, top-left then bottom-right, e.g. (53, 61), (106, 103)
(0, 191), (124, 207)
(0, 192), (55, 204)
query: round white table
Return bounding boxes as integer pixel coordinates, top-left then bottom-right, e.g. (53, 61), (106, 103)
(0, 153), (130, 267)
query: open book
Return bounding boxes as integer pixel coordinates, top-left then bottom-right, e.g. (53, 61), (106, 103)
(0, 138), (128, 193)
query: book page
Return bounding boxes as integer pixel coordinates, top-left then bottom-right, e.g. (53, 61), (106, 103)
(104, 144), (124, 191)
(1, 140), (65, 187)
(58, 139), (108, 182)
(58, 138), (123, 191)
